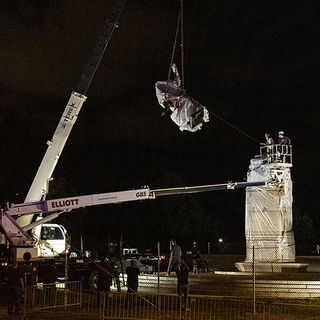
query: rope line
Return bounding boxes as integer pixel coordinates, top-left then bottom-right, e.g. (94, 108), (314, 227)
(212, 112), (260, 144)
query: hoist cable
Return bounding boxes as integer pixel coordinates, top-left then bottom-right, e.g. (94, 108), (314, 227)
(165, 0), (184, 97)
(180, 0), (185, 91)
(164, 1), (258, 145)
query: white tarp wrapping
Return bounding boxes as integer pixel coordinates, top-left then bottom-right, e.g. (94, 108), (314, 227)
(245, 160), (295, 262)
(155, 81), (209, 132)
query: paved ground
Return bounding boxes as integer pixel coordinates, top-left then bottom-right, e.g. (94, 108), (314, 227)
(1, 255), (320, 318)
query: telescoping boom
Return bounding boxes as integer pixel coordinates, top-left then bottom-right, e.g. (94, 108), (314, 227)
(17, 0), (127, 229)
(1, 180), (266, 246)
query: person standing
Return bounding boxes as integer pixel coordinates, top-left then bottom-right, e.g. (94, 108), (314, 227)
(126, 260), (140, 294)
(277, 131), (291, 162)
(260, 132), (274, 161)
(167, 239), (182, 276)
(111, 258), (121, 292)
(175, 260), (189, 311)
(41, 260), (57, 306)
(191, 241), (200, 273)
(263, 133), (274, 146)
(278, 131), (291, 145)
(7, 262), (24, 315)
(96, 257), (113, 306)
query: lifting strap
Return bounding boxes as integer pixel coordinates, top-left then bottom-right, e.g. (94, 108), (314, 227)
(163, 1), (261, 142)
(166, 0), (185, 98)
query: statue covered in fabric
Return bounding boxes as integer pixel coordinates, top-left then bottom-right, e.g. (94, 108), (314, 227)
(155, 64), (209, 132)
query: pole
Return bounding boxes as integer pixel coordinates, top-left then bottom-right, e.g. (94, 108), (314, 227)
(252, 245), (256, 315)
(23, 265), (27, 319)
(119, 235), (125, 286)
(64, 236), (68, 307)
(157, 241), (161, 312)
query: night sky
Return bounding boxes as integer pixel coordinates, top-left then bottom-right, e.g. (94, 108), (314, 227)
(0, 1), (319, 254)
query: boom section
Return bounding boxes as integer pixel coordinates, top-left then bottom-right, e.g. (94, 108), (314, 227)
(11, 180), (266, 218)
(75, 0), (127, 95)
(149, 181), (266, 197)
(2, 180), (266, 246)
(18, 0), (127, 228)
(11, 188), (149, 218)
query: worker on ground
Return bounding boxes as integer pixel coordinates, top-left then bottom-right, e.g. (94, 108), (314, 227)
(126, 259), (140, 294)
(96, 257), (113, 306)
(111, 258), (121, 292)
(125, 259), (140, 308)
(7, 262), (24, 315)
(191, 241), (200, 273)
(175, 259), (189, 311)
(155, 63), (209, 132)
(41, 260), (57, 306)
(167, 239), (182, 276)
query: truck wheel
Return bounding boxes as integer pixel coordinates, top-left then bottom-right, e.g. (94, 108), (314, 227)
(88, 269), (98, 292)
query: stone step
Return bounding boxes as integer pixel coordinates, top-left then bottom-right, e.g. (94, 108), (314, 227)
(126, 273), (320, 298)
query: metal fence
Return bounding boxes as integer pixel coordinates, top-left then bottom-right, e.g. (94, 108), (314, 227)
(24, 281), (82, 312)
(26, 287), (265, 320)
(23, 281), (320, 320)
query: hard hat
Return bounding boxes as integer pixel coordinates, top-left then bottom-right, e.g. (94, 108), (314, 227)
(279, 131), (284, 135)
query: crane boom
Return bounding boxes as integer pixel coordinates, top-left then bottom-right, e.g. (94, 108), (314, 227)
(150, 181), (265, 197)
(17, 1), (127, 229)
(1, 180), (267, 246)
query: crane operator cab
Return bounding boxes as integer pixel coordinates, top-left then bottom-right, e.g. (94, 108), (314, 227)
(32, 224), (69, 258)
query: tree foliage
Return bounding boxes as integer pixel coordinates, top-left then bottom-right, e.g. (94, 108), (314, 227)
(293, 205), (318, 255)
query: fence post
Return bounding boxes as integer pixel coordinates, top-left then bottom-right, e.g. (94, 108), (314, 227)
(252, 245), (256, 315)
(64, 237), (69, 308)
(157, 240), (161, 316)
(22, 284), (27, 319)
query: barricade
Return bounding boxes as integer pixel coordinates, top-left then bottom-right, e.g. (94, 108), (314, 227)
(24, 281), (82, 312)
(39, 290), (266, 320)
(23, 284), (320, 320)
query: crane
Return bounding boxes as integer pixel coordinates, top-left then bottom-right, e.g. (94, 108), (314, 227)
(17, 0), (127, 229)
(1, 180), (266, 252)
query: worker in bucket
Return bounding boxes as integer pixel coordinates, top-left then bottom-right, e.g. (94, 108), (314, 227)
(277, 131), (291, 162)
(167, 239), (182, 276)
(278, 131), (291, 145)
(260, 133), (274, 157)
(155, 63), (209, 132)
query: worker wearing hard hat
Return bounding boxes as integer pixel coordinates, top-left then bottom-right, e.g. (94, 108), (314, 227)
(278, 131), (291, 145)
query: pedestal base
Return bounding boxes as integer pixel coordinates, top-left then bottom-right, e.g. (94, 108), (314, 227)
(235, 261), (308, 273)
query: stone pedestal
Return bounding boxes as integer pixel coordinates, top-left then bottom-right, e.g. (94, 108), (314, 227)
(235, 146), (305, 272)
(235, 261), (308, 273)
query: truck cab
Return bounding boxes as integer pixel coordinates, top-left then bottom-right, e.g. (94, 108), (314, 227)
(32, 224), (69, 258)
